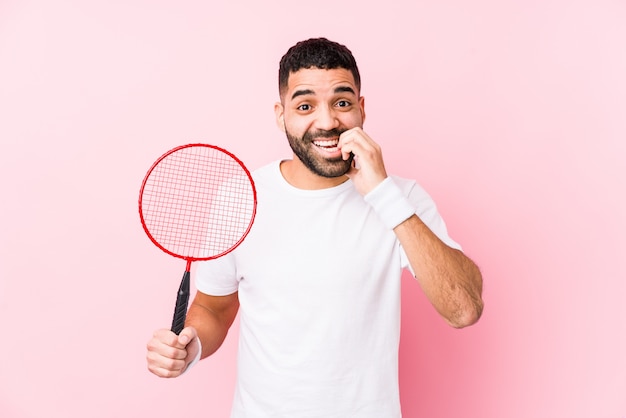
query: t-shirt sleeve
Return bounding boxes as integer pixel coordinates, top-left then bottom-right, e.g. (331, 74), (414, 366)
(394, 177), (463, 271)
(409, 180), (461, 250)
(195, 252), (240, 296)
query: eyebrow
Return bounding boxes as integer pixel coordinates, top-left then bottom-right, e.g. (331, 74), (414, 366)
(291, 89), (315, 100)
(334, 86), (356, 95)
(290, 86), (357, 100)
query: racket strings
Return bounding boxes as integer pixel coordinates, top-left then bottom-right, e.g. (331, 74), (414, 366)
(141, 146), (255, 259)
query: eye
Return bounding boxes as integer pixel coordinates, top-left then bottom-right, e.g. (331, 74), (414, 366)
(297, 104), (312, 111)
(336, 100), (351, 108)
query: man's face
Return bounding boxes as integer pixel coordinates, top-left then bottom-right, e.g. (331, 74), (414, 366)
(275, 68), (365, 178)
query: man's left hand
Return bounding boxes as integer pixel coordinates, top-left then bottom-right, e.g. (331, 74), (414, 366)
(339, 127), (388, 195)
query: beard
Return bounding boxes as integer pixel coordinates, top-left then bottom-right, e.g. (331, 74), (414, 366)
(285, 127), (354, 178)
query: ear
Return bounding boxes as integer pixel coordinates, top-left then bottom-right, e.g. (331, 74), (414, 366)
(274, 102), (286, 132)
(359, 96), (366, 124)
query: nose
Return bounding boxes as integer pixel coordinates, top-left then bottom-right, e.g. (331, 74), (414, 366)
(314, 104), (339, 131)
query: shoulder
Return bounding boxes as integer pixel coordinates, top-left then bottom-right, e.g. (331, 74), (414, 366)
(251, 160), (282, 183)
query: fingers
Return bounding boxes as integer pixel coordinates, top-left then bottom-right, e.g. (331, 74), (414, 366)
(339, 127), (364, 161)
(146, 327), (197, 378)
(180, 326), (201, 367)
(338, 128), (388, 195)
(338, 128), (385, 172)
(177, 326), (198, 347)
(338, 127), (372, 157)
(340, 134), (354, 161)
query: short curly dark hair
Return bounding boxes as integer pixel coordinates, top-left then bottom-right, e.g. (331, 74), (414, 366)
(278, 38), (361, 98)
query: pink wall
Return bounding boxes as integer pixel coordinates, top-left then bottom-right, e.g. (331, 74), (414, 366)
(1, 1), (624, 417)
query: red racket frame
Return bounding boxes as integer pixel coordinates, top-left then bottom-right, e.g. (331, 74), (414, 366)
(138, 143), (257, 334)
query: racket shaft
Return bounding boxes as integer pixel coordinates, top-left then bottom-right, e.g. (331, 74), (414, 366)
(171, 271), (190, 335)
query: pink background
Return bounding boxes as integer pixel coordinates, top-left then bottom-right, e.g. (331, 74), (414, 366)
(1, 1), (624, 417)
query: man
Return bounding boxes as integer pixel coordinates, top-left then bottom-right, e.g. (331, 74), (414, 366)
(147, 37), (483, 417)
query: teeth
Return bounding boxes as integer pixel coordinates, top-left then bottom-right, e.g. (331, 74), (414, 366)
(313, 139), (339, 147)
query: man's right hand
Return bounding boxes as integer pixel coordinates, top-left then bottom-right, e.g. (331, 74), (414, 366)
(146, 327), (200, 378)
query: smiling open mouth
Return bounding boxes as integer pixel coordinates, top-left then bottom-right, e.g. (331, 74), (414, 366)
(313, 139), (339, 152)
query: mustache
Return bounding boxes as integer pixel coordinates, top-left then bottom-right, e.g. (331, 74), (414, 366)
(303, 128), (346, 142)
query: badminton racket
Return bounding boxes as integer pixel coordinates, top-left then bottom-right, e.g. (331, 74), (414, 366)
(139, 143), (256, 334)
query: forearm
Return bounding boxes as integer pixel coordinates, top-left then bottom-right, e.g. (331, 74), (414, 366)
(185, 292), (240, 359)
(394, 215), (484, 328)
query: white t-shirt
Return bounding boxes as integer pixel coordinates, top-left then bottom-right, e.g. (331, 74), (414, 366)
(196, 160), (460, 418)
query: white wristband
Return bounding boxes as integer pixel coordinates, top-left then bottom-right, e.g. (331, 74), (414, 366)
(180, 336), (202, 376)
(364, 177), (415, 230)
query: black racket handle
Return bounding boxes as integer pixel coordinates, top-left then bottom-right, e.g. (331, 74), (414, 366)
(171, 270), (190, 335)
